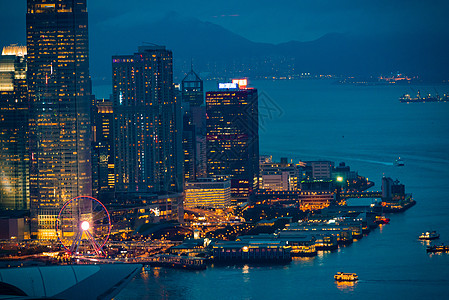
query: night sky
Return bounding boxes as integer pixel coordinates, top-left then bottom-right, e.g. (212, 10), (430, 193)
(1, 0), (449, 87)
(1, 0), (448, 46)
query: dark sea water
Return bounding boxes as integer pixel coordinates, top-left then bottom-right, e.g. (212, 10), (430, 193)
(114, 79), (449, 300)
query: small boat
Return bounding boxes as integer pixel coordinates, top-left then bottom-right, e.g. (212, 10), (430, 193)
(144, 265), (151, 271)
(334, 272), (358, 281)
(426, 244), (449, 253)
(395, 158), (404, 167)
(375, 215), (390, 224)
(419, 231), (440, 240)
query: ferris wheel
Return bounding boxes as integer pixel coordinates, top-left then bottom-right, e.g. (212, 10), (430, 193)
(56, 196), (111, 257)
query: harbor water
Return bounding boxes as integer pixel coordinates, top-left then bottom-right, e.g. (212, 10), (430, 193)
(114, 79), (449, 299)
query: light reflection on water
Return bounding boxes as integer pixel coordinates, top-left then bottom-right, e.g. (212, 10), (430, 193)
(242, 265), (250, 283)
(291, 256), (315, 263)
(335, 280), (358, 293)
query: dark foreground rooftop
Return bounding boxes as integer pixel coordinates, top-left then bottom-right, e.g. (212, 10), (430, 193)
(0, 263), (141, 300)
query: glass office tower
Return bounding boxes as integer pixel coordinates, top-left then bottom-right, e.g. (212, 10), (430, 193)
(206, 86), (259, 201)
(27, 0), (92, 239)
(0, 46), (29, 211)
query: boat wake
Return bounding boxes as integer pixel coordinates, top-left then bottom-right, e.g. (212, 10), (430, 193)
(290, 152), (394, 166)
(266, 148), (449, 168)
(351, 158), (394, 166)
(361, 279), (449, 283)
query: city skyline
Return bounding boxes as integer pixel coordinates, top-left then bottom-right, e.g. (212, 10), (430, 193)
(0, 1), (448, 299)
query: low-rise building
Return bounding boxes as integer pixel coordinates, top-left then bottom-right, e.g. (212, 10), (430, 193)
(184, 178), (231, 209)
(305, 160), (334, 179)
(259, 157), (300, 191)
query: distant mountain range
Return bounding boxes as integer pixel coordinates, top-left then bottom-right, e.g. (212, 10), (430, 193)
(90, 13), (449, 89)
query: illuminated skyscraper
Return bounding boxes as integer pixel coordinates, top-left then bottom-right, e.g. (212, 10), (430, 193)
(206, 82), (259, 201)
(112, 46), (183, 201)
(0, 46), (29, 210)
(181, 67), (205, 182)
(27, 0), (92, 239)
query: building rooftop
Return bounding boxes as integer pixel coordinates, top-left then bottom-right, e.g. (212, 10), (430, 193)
(0, 264), (141, 300)
(182, 68), (202, 83)
(138, 45), (166, 52)
(2, 45), (27, 57)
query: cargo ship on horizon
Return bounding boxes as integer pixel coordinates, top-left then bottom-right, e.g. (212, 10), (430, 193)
(399, 90), (448, 103)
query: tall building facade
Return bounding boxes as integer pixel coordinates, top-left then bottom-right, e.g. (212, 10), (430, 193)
(206, 83), (259, 201)
(181, 67), (206, 182)
(91, 99), (114, 203)
(0, 46), (29, 210)
(182, 115), (196, 181)
(27, 0), (92, 239)
(181, 67), (203, 107)
(112, 46), (183, 201)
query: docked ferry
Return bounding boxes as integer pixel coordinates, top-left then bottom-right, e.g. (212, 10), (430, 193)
(149, 254), (207, 270)
(419, 231), (440, 240)
(334, 272), (358, 281)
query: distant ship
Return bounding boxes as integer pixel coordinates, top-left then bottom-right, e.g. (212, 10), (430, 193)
(419, 231), (440, 240)
(399, 90), (448, 103)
